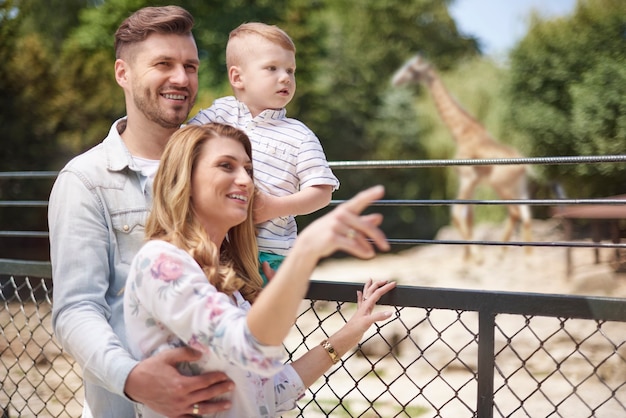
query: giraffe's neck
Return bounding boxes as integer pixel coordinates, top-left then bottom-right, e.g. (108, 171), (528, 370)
(424, 70), (485, 143)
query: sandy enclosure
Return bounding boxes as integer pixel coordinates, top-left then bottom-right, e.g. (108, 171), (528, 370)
(311, 220), (626, 298)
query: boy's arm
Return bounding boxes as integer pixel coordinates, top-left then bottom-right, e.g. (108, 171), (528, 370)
(253, 185), (333, 224)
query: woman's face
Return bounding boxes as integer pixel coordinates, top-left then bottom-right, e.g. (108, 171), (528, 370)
(191, 135), (254, 240)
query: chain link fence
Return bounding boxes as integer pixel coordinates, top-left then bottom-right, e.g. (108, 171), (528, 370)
(1, 272), (83, 417)
(2, 271), (625, 418)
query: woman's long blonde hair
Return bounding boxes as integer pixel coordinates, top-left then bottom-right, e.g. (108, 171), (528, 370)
(146, 123), (263, 302)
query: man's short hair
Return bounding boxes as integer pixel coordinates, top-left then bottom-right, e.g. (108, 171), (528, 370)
(114, 5), (194, 59)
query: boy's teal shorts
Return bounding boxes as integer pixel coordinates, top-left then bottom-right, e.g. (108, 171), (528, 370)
(258, 252), (286, 285)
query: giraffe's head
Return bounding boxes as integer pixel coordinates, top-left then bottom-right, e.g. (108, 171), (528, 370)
(391, 54), (433, 87)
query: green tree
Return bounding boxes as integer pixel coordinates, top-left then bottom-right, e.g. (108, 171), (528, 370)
(0, 0), (482, 243)
(20, 0), (101, 51)
(0, 0), (105, 170)
(49, 0), (146, 159)
(48, 0), (289, 159)
(1, 1), (54, 170)
(186, 0), (287, 94)
(297, 0), (479, 239)
(303, 0), (478, 163)
(507, 0), (626, 198)
(0, 0), (26, 170)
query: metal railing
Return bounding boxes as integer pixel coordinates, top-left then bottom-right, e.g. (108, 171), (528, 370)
(1, 156), (626, 417)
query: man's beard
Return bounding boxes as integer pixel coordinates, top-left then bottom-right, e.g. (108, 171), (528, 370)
(134, 86), (195, 129)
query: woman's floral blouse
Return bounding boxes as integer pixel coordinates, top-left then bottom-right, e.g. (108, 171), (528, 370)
(123, 240), (305, 418)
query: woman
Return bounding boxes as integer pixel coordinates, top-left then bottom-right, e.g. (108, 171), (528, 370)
(123, 123), (395, 417)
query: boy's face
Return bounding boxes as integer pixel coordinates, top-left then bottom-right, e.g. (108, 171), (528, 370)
(233, 36), (296, 117)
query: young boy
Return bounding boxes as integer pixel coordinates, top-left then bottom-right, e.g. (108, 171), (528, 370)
(189, 22), (339, 282)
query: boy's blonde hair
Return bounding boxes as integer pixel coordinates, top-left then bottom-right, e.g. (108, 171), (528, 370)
(226, 22), (296, 68)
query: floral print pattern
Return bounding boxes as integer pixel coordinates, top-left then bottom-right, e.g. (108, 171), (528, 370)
(150, 253), (183, 282)
(123, 240), (305, 418)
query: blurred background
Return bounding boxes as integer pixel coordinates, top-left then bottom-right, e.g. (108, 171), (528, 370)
(0, 0), (624, 260)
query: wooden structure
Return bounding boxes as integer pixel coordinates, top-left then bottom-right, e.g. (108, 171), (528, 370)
(552, 195), (626, 276)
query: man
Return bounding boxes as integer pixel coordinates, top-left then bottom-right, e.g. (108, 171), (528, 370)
(49, 6), (233, 417)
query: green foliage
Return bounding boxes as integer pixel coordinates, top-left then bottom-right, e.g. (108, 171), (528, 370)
(1, 0), (477, 241)
(0, 0), (22, 59)
(47, 0), (142, 161)
(19, 0), (100, 51)
(507, 0), (626, 198)
(1, 31), (60, 170)
(184, 0), (288, 96)
(302, 0), (478, 164)
(0, 2), (53, 240)
(284, 0), (479, 239)
(4, 0), (623, 250)
(72, 0), (147, 52)
(0, 0), (119, 169)
(0, 0), (24, 165)
(570, 61), (626, 156)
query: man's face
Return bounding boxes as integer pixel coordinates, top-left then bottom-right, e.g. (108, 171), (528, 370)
(123, 32), (200, 129)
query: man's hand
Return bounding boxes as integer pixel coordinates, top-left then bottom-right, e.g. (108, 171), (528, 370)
(124, 346), (234, 416)
(261, 261), (276, 281)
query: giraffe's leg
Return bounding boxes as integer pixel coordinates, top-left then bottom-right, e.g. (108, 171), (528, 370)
(500, 204), (533, 259)
(519, 204), (533, 255)
(454, 168), (482, 263)
(493, 169), (532, 258)
(452, 203), (473, 261)
(465, 204), (484, 263)
(499, 207), (517, 259)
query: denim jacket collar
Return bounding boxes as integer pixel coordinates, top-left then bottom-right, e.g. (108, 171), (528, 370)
(104, 117), (140, 174)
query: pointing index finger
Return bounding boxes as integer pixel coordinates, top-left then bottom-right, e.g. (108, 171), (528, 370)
(341, 185), (385, 215)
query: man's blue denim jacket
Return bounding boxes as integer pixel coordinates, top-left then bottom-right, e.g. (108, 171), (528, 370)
(49, 118), (151, 417)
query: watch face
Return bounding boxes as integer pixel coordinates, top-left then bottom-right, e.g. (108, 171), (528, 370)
(321, 339), (339, 363)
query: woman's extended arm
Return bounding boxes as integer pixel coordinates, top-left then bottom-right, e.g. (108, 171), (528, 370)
(246, 185), (390, 346)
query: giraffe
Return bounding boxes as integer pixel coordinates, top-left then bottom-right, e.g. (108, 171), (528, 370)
(392, 54), (532, 262)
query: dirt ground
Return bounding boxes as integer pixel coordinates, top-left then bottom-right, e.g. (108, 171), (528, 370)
(311, 219), (626, 299)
